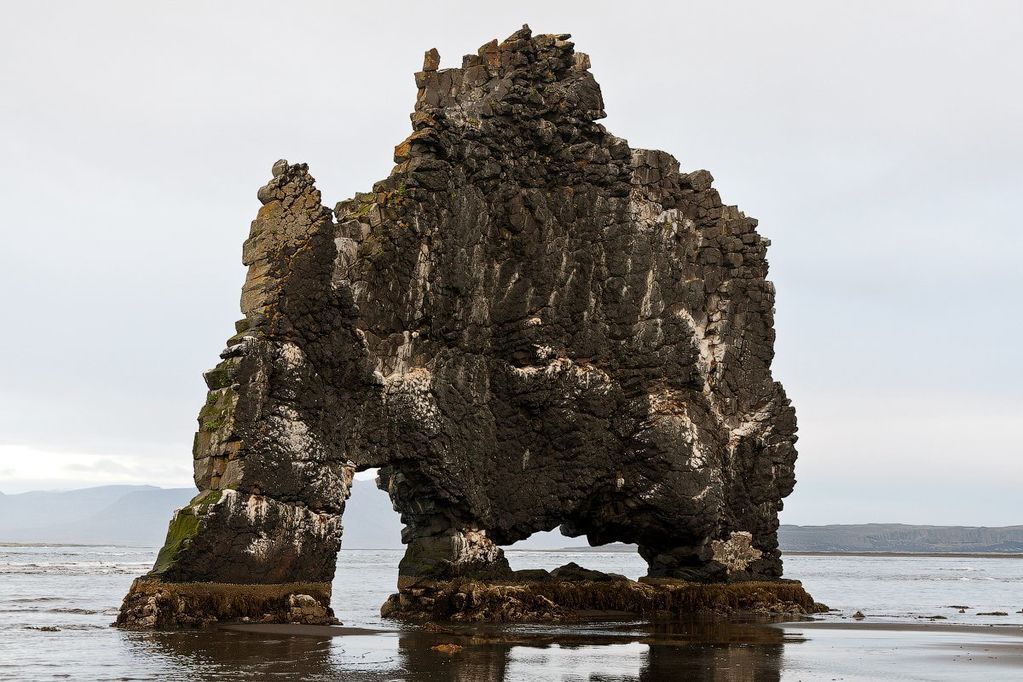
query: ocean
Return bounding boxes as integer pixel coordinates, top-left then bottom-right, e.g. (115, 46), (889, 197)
(1, 545), (1021, 680)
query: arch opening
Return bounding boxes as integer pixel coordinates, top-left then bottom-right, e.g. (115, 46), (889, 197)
(502, 529), (643, 581)
(330, 468), (405, 627)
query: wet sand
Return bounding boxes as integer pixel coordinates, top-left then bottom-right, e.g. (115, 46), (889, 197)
(778, 621), (1023, 679)
(222, 623), (385, 637)
(785, 620), (1023, 637)
(216, 619), (1023, 680)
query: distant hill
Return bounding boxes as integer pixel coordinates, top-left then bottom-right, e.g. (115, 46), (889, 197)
(2, 483), (1020, 554)
(0, 485), (194, 546)
(0, 482), (390, 548)
(572, 525), (1023, 554)
(778, 524), (1023, 553)
(0, 480), (410, 548)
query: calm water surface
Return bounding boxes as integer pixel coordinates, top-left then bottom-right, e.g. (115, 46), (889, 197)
(1, 545), (1021, 680)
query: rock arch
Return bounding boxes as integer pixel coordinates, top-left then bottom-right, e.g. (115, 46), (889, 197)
(118, 26), (801, 628)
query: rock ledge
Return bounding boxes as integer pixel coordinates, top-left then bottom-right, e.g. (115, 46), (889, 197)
(382, 570), (826, 624)
(116, 579), (337, 629)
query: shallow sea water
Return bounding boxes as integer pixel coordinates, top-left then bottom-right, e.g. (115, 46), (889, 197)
(1, 545), (1021, 680)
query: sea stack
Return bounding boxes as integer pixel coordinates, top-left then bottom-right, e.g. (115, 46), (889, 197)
(118, 25), (812, 628)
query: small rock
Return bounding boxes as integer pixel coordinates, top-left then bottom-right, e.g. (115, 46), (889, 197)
(512, 568), (552, 582)
(853, 610), (865, 620)
(550, 562), (627, 583)
(380, 594), (398, 619)
(687, 169), (715, 191)
(423, 48), (441, 72)
(289, 594), (319, 609)
(432, 643), (463, 655)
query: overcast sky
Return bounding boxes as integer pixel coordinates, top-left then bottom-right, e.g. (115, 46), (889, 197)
(1, 1), (1020, 525)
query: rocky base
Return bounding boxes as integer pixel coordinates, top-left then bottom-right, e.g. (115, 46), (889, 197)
(381, 565), (826, 624)
(116, 579), (337, 629)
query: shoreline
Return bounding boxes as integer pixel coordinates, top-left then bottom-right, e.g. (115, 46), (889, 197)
(783, 550), (1023, 558)
(505, 547), (1023, 559)
(778, 621), (1023, 636)
(4, 541), (1022, 559)
(222, 619), (1023, 639)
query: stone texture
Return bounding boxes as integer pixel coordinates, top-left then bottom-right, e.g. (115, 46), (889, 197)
(116, 580), (337, 629)
(711, 531), (765, 576)
(119, 24), (801, 627)
(381, 572), (825, 624)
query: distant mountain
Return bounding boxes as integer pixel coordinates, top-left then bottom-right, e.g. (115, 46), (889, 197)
(2, 483), (1020, 554)
(0, 480), (588, 549)
(778, 524), (1023, 553)
(552, 525), (1023, 554)
(0, 485), (194, 546)
(0, 480), (411, 548)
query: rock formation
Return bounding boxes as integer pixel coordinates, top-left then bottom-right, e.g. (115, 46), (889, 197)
(118, 25), (804, 628)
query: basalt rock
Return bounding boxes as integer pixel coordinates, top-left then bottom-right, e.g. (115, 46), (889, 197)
(118, 25), (802, 628)
(381, 574), (825, 624)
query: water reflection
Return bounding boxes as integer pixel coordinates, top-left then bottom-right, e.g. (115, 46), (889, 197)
(640, 622), (787, 681)
(124, 629), (341, 680)
(122, 620), (792, 681)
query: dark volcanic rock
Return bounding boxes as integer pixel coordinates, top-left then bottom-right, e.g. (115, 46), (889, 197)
(381, 577), (824, 624)
(119, 25), (800, 627)
(550, 562), (629, 583)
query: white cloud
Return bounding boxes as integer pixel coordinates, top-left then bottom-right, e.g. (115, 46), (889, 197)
(782, 391), (1023, 524)
(0, 445), (193, 494)
(793, 391), (1023, 478)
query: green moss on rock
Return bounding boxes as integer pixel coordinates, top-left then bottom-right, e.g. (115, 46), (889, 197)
(203, 360), (238, 391)
(151, 490), (226, 575)
(197, 389), (235, 432)
(152, 505), (203, 574)
(193, 489), (222, 509)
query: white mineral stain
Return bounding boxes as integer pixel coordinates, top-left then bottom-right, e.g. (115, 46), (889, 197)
(711, 531), (763, 574)
(409, 242), (431, 320)
(639, 268), (657, 319)
(383, 367), (441, 432)
(278, 342), (305, 370)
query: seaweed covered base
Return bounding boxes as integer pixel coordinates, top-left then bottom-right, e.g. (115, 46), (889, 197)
(381, 566), (826, 624)
(116, 578), (337, 629)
